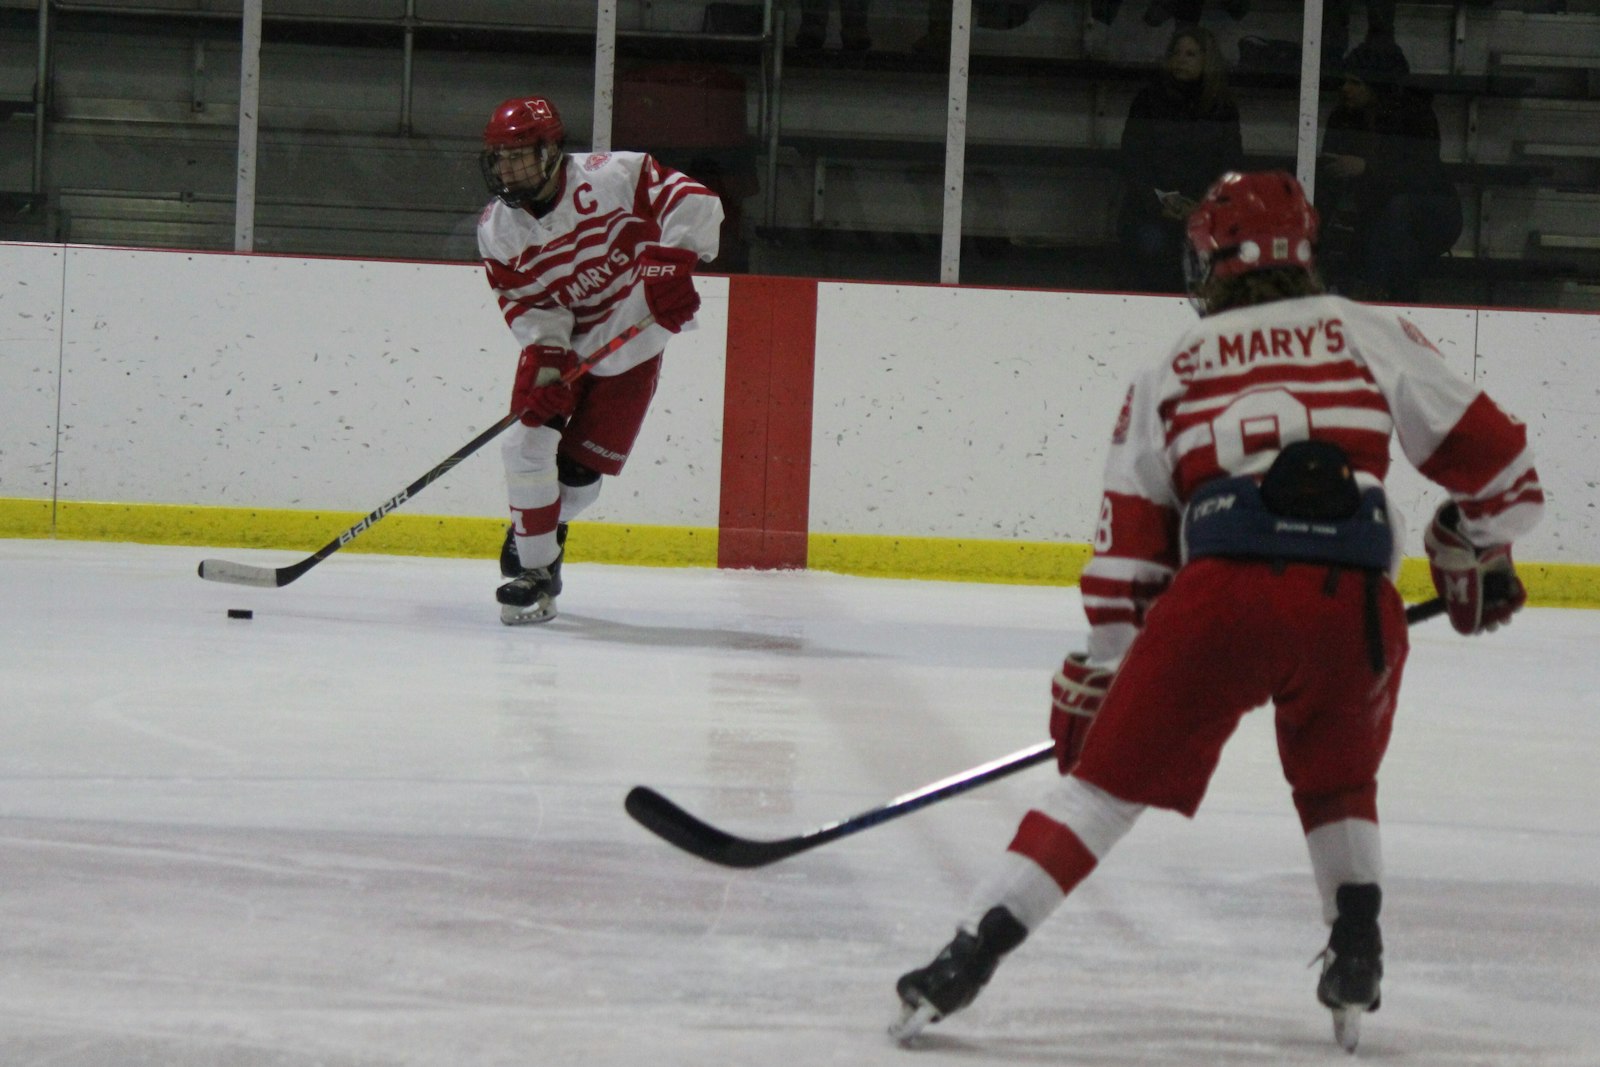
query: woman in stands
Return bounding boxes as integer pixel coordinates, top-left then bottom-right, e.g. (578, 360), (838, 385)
(1115, 26), (1244, 294)
(1317, 38), (1463, 302)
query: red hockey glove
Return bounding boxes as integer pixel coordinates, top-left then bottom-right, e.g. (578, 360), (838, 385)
(1049, 652), (1115, 773)
(1424, 502), (1527, 635)
(638, 245), (701, 333)
(511, 344), (578, 426)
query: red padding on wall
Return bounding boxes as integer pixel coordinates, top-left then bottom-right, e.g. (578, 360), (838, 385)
(718, 275), (817, 569)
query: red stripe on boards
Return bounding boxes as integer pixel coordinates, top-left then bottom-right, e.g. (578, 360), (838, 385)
(718, 276), (818, 569)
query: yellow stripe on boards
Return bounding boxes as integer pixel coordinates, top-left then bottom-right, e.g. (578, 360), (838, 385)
(808, 532), (1093, 587)
(0, 498), (52, 538)
(0, 499), (715, 568)
(2, 497), (1597, 607)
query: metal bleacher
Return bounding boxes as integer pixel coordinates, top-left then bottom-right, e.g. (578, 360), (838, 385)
(7, 1), (1600, 305)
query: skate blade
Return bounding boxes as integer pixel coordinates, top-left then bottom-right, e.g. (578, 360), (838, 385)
(1332, 1006), (1362, 1053)
(888, 999), (939, 1043)
(499, 596), (556, 625)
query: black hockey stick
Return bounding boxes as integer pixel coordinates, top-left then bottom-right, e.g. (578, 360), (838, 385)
(626, 741), (1058, 869)
(627, 594), (1450, 869)
(197, 314), (655, 588)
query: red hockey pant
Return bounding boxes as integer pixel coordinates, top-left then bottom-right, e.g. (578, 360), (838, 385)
(1072, 558), (1410, 832)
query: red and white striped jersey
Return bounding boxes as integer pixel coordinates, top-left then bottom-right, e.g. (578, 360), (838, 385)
(1082, 292), (1544, 665)
(477, 151), (723, 375)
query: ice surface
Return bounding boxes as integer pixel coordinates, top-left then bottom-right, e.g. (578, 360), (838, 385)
(2, 539), (1596, 1065)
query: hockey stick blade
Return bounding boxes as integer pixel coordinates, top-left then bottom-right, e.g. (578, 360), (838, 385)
(196, 556), (301, 588)
(196, 315), (654, 588)
(629, 596), (1449, 869)
(625, 741), (1057, 869)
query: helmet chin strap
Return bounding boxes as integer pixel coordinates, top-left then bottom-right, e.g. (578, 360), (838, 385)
(522, 159), (566, 216)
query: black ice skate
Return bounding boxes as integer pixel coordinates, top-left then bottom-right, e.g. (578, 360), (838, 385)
(1315, 883), (1383, 1053)
(499, 524), (520, 579)
(497, 524), (566, 624)
(497, 565), (561, 624)
(889, 906), (1028, 1042)
(496, 525), (566, 625)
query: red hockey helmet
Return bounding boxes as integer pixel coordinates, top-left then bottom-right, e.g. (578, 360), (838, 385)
(480, 96), (567, 210)
(483, 96), (565, 150)
(1184, 170), (1319, 305)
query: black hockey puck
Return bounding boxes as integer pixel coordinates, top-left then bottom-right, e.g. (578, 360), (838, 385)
(227, 608), (254, 620)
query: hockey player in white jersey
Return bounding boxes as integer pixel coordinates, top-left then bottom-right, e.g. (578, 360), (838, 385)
(891, 171), (1543, 1050)
(476, 96), (723, 623)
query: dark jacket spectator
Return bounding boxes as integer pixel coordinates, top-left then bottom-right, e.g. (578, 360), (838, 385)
(1116, 27), (1243, 293)
(1317, 39), (1463, 301)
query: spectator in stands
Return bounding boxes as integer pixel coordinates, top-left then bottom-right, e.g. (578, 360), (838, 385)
(1115, 26), (1243, 293)
(798, 0), (871, 51)
(1317, 38), (1462, 302)
(1323, 0), (1396, 66)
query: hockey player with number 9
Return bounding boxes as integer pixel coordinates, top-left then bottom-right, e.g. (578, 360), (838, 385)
(891, 171), (1543, 1051)
(477, 96), (723, 624)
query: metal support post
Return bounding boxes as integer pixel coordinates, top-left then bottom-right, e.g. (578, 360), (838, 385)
(234, 0), (262, 251)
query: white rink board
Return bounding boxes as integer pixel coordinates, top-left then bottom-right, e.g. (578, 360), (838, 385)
(55, 248), (508, 512)
(0, 243), (65, 499)
(3, 238), (1599, 564)
(809, 284), (1195, 541)
(1476, 308), (1600, 563)
(46, 246), (726, 527)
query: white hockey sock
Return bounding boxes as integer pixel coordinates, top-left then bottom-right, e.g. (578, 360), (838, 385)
(964, 851), (1066, 933)
(1036, 775), (1145, 858)
(503, 424), (561, 569)
(558, 476), (602, 522)
(1305, 818), (1383, 924)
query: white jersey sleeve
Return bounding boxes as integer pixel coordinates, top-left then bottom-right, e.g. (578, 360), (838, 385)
(645, 154), (723, 264)
(1338, 301), (1543, 547)
(1080, 361), (1182, 667)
